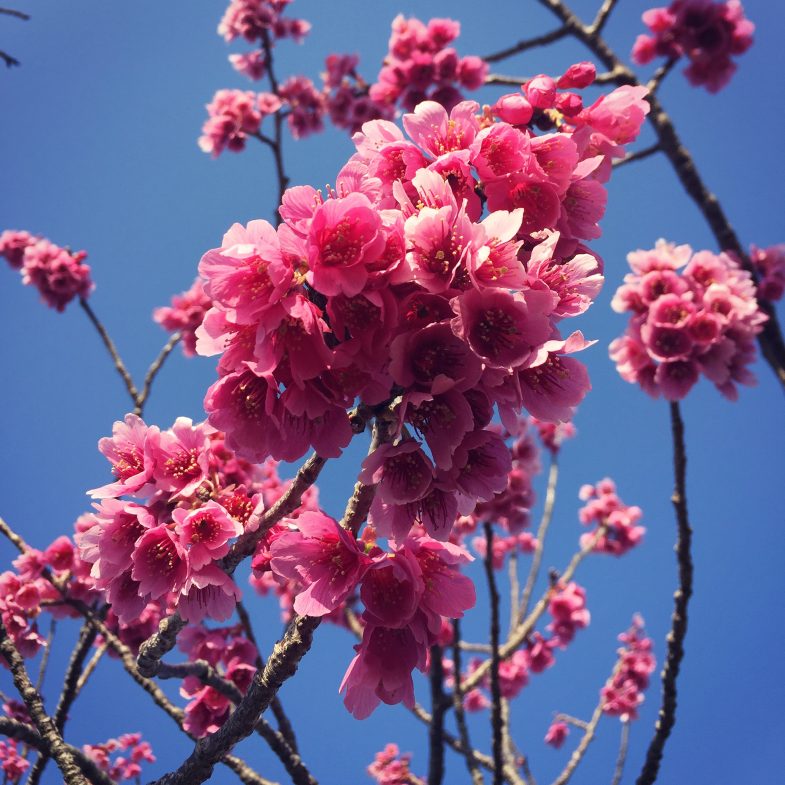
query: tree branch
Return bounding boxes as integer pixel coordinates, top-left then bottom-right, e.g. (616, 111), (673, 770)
(135, 331), (181, 416)
(635, 402), (693, 785)
(484, 523), (503, 785)
(427, 645), (447, 785)
(612, 144), (662, 170)
(482, 27), (569, 64)
(451, 619), (485, 785)
(610, 720), (630, 785)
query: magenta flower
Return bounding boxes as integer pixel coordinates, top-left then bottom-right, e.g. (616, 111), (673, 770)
(151, 417), (211, 497)
(0, 230), (39, 269)
(360, 441), (434, 506)
(20, 239), (93, 311)
(174, 501), (242, 570)
(131, 526), (189, 600)
(199, 89), (263, 157)
(153, 278), (213, 357)
(270, 511), (370, 617)
(178, 566), (241, 624)
(545, 720), (569, 748)
(360, 550), (424, 629)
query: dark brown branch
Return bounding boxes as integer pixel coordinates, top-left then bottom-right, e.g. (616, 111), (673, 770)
(0, 717), (113, 785)
(451, 620), (485, 785)
(136, 612), (186, 677)
(135, 331), (181, 416)
(0, 49), (20, 67)
(0, 619), (87, 784)
(150, 615), (320, 785)
(79, 298), (140, 408)
(427, 645), (447, 785)
(485, 73), (527, 87)
(484, 523), (503, 785)
(533, 0), (785, 390)
(635, 402), (693, 785)
(27, 619), (101, 785)
(482, 27), (568, 63)
(0, 515), (30, 553)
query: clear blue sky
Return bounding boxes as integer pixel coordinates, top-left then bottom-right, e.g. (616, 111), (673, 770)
(1, 1), (784, 783)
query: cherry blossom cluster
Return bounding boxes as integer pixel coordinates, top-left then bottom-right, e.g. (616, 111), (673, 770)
(750, 244), (785, 303)
(579, 478), (645, 556)
(610, 240), (767, 400)
(220, 0), (310, 53)
(632, 0), (754, 92)
(82, 733), (156, 783)
(198, 87), (651, 540)
(177, 624), (259, 737)
(199, 89), (282, 157)
(76, 414), (286, 626)
(368, 743), (422, 785)
(247, 512), (474, 718)
(0, 740), (28, 783)
(601, 615), (656, 720)
(153, 277), (213, 356)
(1, 534), (99, 659)
(0, 229), (93, 311)
(544, 719), (569, 748)
(531, 416), (577, 454)
(368, 15), (487, 114)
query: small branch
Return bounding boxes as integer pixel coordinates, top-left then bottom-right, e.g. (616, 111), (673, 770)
(79, 298), (140, 408)
(0, 718), (113, 785)
(136, 612), (186, 678)
(73, 643), (107, 698)
(610, 721), (630, 785)
(485, 74), (527, 87)
(0, 49), (20, 67)
(135, 332), (181, 416)
(612, 144), (662, 170)
(462, 527), (606, 694)
(451, 620), (484, 785)
(0, 619), (87, 785)
(549, 702), (604, 785)
(0, 516), (30, 553)
(484, 523), (503, 785)
(482, 27), (569, 64)
(0, 7), (30, 19)
(518, 456), (559, 624)
(647, 57), (678, 95)
(427, 645), (447, 785)
(635, 402), (693, 785)
(223, 452), (327, 572)
(150, 615), (320, 785)
(507, 552), (520, 638)
(589, 0), (619, 35)
(34, 620), (55, 693)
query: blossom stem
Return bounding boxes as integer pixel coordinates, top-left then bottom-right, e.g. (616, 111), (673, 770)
(135, 331), (181, 416)
(79, 297), (141, 408)
(610, 721), (631, 785)
(518, 456), (559, 625)
(427, 645), (447, 785)
(482, 27), (569, 63)
(612, 143), (661, 169)
(635, 401), (693, 785)
(0, 7), (29, 19)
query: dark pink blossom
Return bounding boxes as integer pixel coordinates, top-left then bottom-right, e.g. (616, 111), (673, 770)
(20, 239), (93, 311)
(153, 278), (212, 357)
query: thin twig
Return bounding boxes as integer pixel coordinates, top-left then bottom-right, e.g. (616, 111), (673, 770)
(611, 721), (630, 785)
(79, 298), (140, 408)
(507, 552), (519, 638)
(635, 402), (693, 785)
(135, 331), (181, 416)
(646, 56), (678, 95)
(484, 523), (503, 785)
(73, 643), (107, 698)
(612, 144), (662, 170)
(0, 49), (20, 67)
(0, 619), (87, 785)
(485, 74), (528, 87)
(34, 620), (55, 693)
(589, 0), (618, 34)
(260, 28), (289, 219)
(518, 456), (559, 625)
(451, 619), (484, 785)
(482, 27), (569, 63)
(462, 527), (606, 694)
(0, 7), (29, 19)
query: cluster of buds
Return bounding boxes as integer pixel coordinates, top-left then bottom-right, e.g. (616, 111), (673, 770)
(153, 277), (213, 356)
(579, 478), (645, 556)
(750, 244), (785, 303)
(610, 241), (767, 400)
(368, 743), (421, 785)
(632, 0), (754, 92)
(82, 734), (156, 783)
(0, 229), (93, 312)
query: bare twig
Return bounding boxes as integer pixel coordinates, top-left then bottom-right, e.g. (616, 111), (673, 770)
(507, 552), (520, 638)
(483, 27), (569, 64)
(135, 331), (181, 416)
(73, 643), (107, 698)
(589, 0), (618, 35)
(518, 456), (559, 624)
(0, 49), (20, 67)
(484, 523), (503, 785)
(34, 620), (55, 693)
(0, 7), (29, 19)
(635, 402), (693, 785)
(646, 56), (678, 95)
(79, 298), (140, 407)
(485, 73), (528, 87)
(549, 701), (604, 785)
(612, 144), (662, 170)
(136, 612), (186, 678)
(0, 516), (30, 553)
(611, 721), (631, 785)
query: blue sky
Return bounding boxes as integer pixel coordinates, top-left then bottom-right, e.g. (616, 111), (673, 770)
(1, 1), (784, 783)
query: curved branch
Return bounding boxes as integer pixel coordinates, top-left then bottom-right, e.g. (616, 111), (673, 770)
(135, 331), (181, 416)
(482, 27), (568, 63)
(635, 402), (693, 785)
